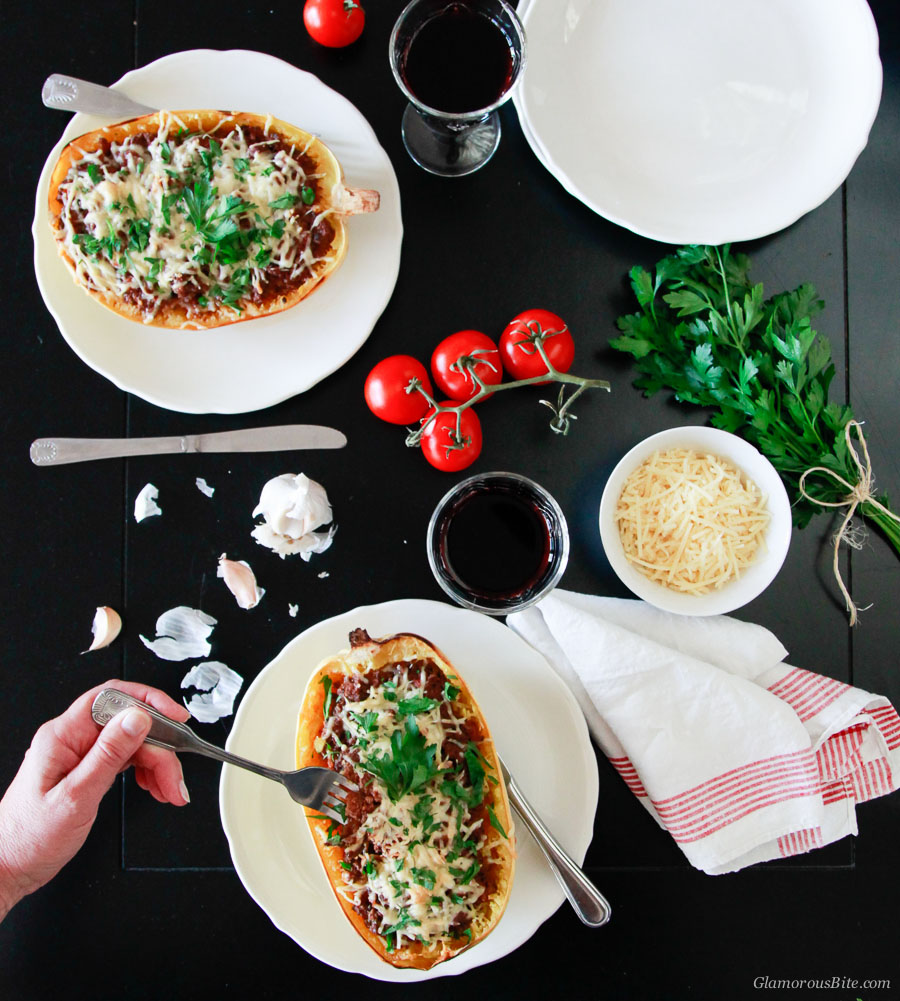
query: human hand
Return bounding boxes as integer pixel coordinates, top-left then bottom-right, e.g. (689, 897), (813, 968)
(0, 680), (190, 920)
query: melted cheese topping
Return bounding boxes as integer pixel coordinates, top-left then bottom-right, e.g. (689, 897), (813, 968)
(55, 112), (336, 323)
(316, 661), (504, 953)
(615, 447), (769, 593)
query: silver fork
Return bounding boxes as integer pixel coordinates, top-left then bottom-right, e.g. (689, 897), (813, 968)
(91, 688), (356, 824)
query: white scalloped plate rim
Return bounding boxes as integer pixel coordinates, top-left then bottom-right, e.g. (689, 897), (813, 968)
(514, 0), (882, 244)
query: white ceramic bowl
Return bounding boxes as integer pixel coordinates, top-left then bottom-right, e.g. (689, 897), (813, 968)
(598, 426), (791, 616)
(515, 0), (882, 244)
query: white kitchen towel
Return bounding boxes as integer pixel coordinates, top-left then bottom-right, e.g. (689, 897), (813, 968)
(506, 589), (900, 875)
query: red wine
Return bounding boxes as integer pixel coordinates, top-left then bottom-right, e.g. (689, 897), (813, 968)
(401, 4), (515, 114)
(441, 487), (552, 598)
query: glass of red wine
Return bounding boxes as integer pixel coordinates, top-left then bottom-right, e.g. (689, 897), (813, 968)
(390, 0), (527, 176)
(427, 471), (570, 615)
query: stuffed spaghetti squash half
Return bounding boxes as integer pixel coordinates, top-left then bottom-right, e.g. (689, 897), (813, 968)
(47, 109), (378, 329)
(296, 629), (515, 970)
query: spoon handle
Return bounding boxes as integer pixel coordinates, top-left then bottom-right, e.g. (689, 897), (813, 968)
(42, 74), (155, 118)
(500, 759), (611, 928)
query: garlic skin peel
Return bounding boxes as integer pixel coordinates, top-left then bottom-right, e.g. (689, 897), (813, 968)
(140, 606), (217, 661)
(181, 661), (243, 723)
(84, 606), (122, 653)
(251, 472), (335, 560)
(217, 554), (265, 609)
(134, 483), (162, 522)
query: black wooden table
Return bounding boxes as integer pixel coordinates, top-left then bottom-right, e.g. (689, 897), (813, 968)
(2, 2), (898, 998)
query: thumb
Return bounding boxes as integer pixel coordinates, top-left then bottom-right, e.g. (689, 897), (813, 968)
(64, 709), (152, 806)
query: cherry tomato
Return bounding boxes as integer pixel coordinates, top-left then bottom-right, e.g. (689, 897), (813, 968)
(303, 0), (365, 48)
(420, 403), (483, 472)
(499, 308), (575, 383)
(430, 329), (503, 403)
(364, 355), (433, 425)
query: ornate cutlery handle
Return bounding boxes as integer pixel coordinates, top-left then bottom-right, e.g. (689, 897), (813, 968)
(30, 437), (185, 465)
(90, 688), (287, 783)
(42, 74), (155, 118)
(501, 761), (611, 927)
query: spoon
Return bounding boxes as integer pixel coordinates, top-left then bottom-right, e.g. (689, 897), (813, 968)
(42, 73), (155, 118)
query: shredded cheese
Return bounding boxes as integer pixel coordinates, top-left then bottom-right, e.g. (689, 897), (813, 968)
(615, 448), (769, 593)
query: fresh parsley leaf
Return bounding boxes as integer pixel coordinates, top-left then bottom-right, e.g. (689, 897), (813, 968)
(269, 193), (300, 210)
(300, 185), (315, 205)
(409, 867), (436, 890)
(85, 163), (102, 185)
(321, 676), (333, 719)
(487, 804), (508, 838)
(128, 218), (151, 253)
(360, 715), (439, 802)
(396, 696), (438, 717)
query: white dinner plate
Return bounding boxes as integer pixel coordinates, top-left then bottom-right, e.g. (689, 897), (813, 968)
(32, 49), (402, 414)
(514, 0), (882, 244)
(219, 598), (599, 982)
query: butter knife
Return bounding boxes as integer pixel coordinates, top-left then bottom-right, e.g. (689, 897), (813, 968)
(500, 758), (611, 928)
(30, 425), (346, 466)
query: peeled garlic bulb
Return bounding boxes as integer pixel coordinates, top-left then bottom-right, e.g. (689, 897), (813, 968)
(84, 606), (122, 653)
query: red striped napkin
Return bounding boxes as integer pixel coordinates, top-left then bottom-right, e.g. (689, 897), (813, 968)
(507, 590), (900, 874)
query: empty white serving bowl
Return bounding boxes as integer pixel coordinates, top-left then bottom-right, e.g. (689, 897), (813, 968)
(598, 426), (792, 616)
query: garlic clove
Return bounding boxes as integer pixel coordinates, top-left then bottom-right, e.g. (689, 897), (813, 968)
(217, 554), (265, 609)
(83, 606), (123, 653)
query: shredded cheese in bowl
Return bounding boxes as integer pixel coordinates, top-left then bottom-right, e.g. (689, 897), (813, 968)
(615, 448), (769, 594)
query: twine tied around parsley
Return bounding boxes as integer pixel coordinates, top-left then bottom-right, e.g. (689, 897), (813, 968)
(799, 420), (900, 626)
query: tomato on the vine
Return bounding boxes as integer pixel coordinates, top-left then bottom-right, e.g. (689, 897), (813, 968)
(364, 355), (433, 425)
(430, 329), (502, 402)
(420, 403), (483, 472)
(499, 308), (574, 383)
(303, 0), (365, 48)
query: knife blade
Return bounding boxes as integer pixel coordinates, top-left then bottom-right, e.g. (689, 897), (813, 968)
(30, 425), (347, 466)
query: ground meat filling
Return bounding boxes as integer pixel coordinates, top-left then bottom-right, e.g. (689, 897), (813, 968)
(317, 658), (498, 952)
(57, 120), (336, 321)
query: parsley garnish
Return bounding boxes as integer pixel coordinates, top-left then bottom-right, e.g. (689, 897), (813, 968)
(396, 696), (438, 717)
(487, 804), (508, 839)
(269, 193), (300, 210)
(348, 710), (378, 734)
(443, 681), (460, 701)
(409, 867), (436, 890)
(360, 715), (439, 802)
(300, 185), (315, 205)
(85, 163), (102, 185)
(180, 180), (253, 245)
(320, 676), (333, 718)
(127, 218), (151, 253)
(143, 257), (162, 281)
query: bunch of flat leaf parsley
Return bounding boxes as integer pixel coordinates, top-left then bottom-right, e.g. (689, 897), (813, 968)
(611, 244), (900, 557)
